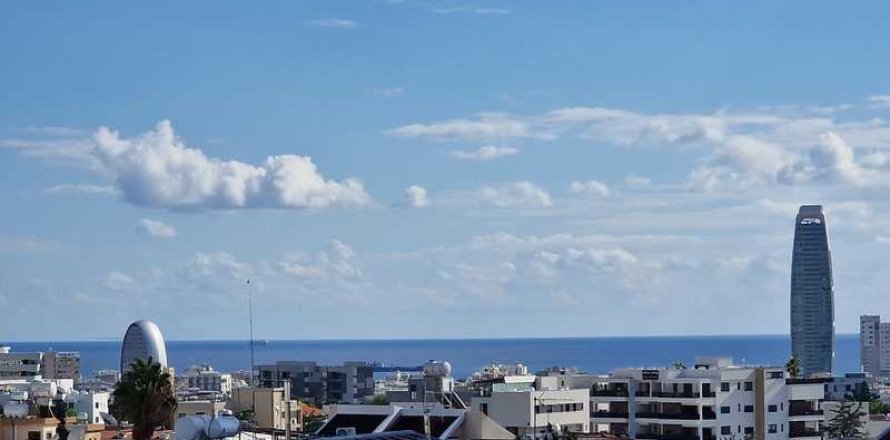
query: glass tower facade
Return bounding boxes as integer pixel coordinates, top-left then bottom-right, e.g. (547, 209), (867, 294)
(790, 205), (834, 375)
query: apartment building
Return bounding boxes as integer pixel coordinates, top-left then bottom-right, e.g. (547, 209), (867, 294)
(229, 387), (301, 432)
(181, 364), (233, 398)
(861, 315), (890, 378)
(469, 375), (590, 437)
(0, 346), (42, 379)
(42, 350), (81, 381)
(257, 361), (374, 405)
(588, 357), (825, 440)
(66, 391), (110, 425)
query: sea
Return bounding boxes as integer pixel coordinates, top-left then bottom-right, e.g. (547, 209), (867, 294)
(7, 335), (860, 379)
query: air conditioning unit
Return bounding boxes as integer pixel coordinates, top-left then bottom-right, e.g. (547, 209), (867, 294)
(335, 427), (357, 437)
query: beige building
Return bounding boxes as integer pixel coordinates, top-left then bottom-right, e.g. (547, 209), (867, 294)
(230, 387), (301, 431)
(42, 351), (81, 381)
(0, 417), (59, 440)
(176, 400), (227, 419)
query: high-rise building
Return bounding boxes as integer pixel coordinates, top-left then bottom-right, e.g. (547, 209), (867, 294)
(861, 315), (881, 376)
(120, 320), (168, 372)
(790, 205), (835, 376)
(859, 315), (890, 378)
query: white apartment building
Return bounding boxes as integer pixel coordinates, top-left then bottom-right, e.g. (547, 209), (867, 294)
(588, 357), (824, 440)
(42, 350), (82, 381)
(181, 364), (233, 398)
(470, 375), (590, 437)
(0, 346), (42, 379)
(66, 390), (110, 424)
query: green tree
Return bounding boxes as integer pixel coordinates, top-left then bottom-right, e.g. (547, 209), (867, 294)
(846, 382), (890, 415)
(111, 357), (177, 440)
(671, 361), (686, 370)
(785, 357), (801, 379)
(827, 399), (866, 440)
(369, 394), (389, 405)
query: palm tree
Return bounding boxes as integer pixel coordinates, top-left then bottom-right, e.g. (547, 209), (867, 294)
(111, 357), (177, 440)
(671, 361), (687, 370)
(785, 356), (801, 379)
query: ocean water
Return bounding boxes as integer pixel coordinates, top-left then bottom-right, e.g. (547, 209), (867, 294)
(8, 335), (860, 379)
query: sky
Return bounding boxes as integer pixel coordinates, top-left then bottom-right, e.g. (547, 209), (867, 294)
(3, 1), (890, 341)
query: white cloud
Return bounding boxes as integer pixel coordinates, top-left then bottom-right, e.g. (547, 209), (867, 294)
(867, 95), (890, 109)
(308, 18), (357, 29)
(91, 120), (371, 210)
(371, 87), (406, 97)
(280, 239), (362, 281)
(568, 180), (610, 196)
(385, 113), (541, 142)
(41, 184), (119, 196)
(103, 271), (134, 291)
(404, 185), (430, 207)
(448, 145), (520, 161)
(137, 218), (178, 239)
(476, 181), (552, 207)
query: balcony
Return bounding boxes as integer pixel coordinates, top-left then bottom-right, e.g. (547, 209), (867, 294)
(636, 412), (702, 421)
(590, 411), (629, 419)
(651, 391), (701, 399)
(637, 434), (700, 440)
(789, 429), (822, 438)
(789, 409), (824, 417)
(591, 389), (629, 397)
(636, 390), (651, 397)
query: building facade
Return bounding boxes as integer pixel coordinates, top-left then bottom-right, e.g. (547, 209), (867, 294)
(120, 320), (168, 372)
(42, 351), (81, 381)
(790, 205), (835, 376)
(861, 315), (882, 377)
(469, 376), (590, 436)
(229, 387), (301, 431)
(181, 364), (233, 398)
(0, 346), (42, 379)
(257, 361), (374, 405)
(588, 357), (825, 440)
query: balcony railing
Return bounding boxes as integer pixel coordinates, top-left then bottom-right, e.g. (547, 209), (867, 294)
(590, 411), (629, 419)
(591, 389), (629, 397)
(636, 412), (702, 420)
(651, 391), (701, 399)
(636, 434), (700, 440)
(636, 390), (651, 397)
(789, 429), (822, 438)
(789, 409), (824, 417)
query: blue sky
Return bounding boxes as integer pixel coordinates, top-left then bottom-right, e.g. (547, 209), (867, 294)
(3, 1), (890, 341)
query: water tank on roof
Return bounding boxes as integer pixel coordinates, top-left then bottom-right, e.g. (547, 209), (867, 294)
(206, 416), (240, 439)
(3, 402), (29, 418)
(423, 361), (452, 377)
(176, 415), (211, 440)
(29, 380), (56, 398)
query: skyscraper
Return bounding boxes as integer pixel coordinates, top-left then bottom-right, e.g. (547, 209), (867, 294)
(790, 205), (834, 376)
(120, 320), (168, 372)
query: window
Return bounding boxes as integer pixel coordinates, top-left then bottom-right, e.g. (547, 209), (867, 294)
(737, 382), (741, 391)
(721, 427), (731, 435)
(721, 382), (730, 392)
(744, 405), (753, 413)
(481, 403), (488, 415)
(744, 381), (753, 391)
(737, 404), (741, 412)
(768, 404), (777, 412)
(781, 403), (784, 411)
(769, 424), (778, 434)
(721, 406), (730, 414)
(737, 426), (742, 434)
(744, 427), (754, 435)
(95, 402), (99, 408)
(27, 432), (40, 440)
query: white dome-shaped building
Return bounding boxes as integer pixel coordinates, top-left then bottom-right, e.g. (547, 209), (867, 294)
(120, 320), (168, 372)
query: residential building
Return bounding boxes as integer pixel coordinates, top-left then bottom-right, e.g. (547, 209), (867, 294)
(387, 362), (466, 409)
(316, 404), (514, 440)
(42, 351), (81, 381)
(181, 365), (232, 398)
(0, 346), (42, 379)
(120, 320), (168, 372)
(229, 387), (301, 432)
(860, 315), (890, 378)
(790, 205), (835, 376)
(588, 357), (825, 440)
(862, 316), (882, 377)
(257, 361), (374, 405)
(0, 417), (59, 440)
(469, 376), (590, 437)
(66, 391), (110, 425)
